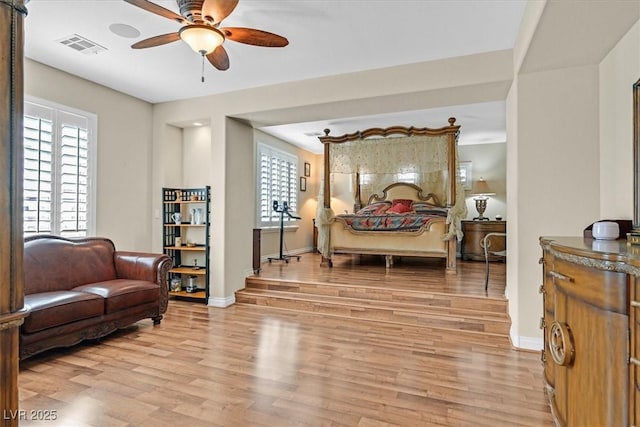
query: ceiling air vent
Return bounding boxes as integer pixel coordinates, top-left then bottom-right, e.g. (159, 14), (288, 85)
(57, 34), (107, 55)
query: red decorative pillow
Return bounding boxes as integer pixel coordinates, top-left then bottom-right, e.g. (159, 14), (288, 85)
(388, 199), (413, 214)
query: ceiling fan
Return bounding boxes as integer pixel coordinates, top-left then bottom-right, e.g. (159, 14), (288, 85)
(123, 0), (289, 72)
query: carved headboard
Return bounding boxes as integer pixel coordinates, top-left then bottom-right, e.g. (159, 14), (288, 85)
(367, 183), (442, 207)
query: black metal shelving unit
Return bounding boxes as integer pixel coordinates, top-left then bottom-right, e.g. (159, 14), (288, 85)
(162, 186), (211, 303)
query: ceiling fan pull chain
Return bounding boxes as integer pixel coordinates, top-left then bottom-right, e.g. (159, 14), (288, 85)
(201, 52), (205, 83)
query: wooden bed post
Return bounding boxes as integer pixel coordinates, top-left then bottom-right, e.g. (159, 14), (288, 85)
(319, 130), (332, 266)
(323, 130), (331, 208)
(446, 117), (458, 274)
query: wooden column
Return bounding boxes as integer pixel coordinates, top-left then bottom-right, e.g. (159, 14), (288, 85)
(0, 1), (29, 425)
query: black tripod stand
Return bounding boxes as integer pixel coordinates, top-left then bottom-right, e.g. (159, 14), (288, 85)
(268, 200), (302, 264)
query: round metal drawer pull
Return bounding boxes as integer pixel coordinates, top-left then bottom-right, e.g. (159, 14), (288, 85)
(549, 321), (575, 366)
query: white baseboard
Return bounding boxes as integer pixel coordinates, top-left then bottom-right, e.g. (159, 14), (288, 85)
(511, 332), (543, 351)
(207, 294), (235, 307)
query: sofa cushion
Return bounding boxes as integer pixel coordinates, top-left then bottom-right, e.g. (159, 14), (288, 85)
(24, 237), (118, 294)
(73, 279), (159, 314)
(23, 291), (105, 334)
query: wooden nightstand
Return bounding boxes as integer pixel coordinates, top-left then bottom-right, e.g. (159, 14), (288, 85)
(461, 220), (506, 261)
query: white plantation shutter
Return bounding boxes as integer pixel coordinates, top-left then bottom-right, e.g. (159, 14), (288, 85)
(23, 100), (96, 237)
(23, 115), (53, 234)
(257, 143), (298, 227)
(59, 124), (89, 234)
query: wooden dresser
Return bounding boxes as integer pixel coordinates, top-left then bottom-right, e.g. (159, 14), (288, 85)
(539, 236), (640, 426)
(461, 220), (506, 261)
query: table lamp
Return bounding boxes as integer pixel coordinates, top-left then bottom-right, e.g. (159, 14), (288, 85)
(471, 178), (495, 221)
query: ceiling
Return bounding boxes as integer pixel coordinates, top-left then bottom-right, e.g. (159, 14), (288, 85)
(23, 0), (528, 152)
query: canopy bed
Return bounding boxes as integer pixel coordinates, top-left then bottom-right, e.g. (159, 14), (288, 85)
(316, 117), (467, 273)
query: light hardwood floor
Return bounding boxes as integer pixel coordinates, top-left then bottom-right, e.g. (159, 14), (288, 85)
(238, 253), (512, 336)
(254, 253), (506, 298)
(19, 254), (552, 427)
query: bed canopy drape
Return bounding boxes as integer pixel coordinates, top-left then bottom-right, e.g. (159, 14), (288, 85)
(315, 118), (466, 272)
(330, 134), (451, 206)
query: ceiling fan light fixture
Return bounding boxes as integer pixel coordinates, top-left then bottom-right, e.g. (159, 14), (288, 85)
(179, 24), (224, 55)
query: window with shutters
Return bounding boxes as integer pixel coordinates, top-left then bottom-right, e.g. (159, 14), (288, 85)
(257, 143), (299, 228)
(23, 99), (96, 237)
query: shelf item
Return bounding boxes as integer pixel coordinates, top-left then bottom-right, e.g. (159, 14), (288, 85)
(163, 186), (210, 303)
(168, 290), (207, 299)
(169, 266), (206, 275)
(164, 245), (206, 251)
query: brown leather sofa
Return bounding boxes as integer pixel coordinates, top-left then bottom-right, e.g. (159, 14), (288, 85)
(21, 235), (172, 359)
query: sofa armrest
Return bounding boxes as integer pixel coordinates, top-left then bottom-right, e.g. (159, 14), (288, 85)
(114, 252), (173, 314)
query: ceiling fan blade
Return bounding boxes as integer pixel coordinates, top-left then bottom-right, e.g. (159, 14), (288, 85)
(201, 0), (239, 24)
(221, 27), (289, 47)
(132, 32), (181, 49)
(206, 45), (230, 70)
(123, 0), (187, 24)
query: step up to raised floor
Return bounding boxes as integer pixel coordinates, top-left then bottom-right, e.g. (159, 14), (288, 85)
(237, 277), (511, 337)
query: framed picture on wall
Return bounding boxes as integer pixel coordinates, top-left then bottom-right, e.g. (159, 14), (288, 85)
(304, 162), (311, 177)
(459, 161), (472, 190)
(300, 176), (307, 192)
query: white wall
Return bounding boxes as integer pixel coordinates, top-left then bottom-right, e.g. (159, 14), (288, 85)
(506, 75), (520, 346)
(599, 20), (640, 221)
(24, 60), (155, 252)
(183, 126), (211, 188)
(510, 65), (601, 345)
(505, 4), (640, 349)
(220, 118), (254, 305)
(163, 125), (183, 188)
(458, 143), (507, 221)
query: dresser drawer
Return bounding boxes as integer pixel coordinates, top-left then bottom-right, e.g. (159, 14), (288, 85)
(551, 258), (627, 315)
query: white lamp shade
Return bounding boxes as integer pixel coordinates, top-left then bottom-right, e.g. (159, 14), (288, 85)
(179, 25), (224, 54)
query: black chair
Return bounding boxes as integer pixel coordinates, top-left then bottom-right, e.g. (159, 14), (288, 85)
(483, 232), (507, 292)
